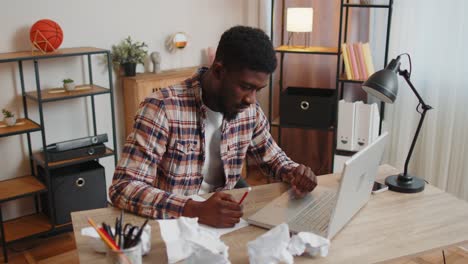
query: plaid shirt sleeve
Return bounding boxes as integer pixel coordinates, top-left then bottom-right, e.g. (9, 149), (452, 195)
(109, 97), (190, 219)
(248, 103), (299, 181)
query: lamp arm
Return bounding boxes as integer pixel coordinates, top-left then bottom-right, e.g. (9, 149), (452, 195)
(399, 70), (433, 178)
(399, 69), (430, 108)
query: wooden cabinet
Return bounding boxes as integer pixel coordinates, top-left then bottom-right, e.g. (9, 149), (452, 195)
(122, 67), (198, 137)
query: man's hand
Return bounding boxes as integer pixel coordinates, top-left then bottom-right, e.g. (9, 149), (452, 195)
(182, 192), (243, 228)
(289, 164), (318, 198)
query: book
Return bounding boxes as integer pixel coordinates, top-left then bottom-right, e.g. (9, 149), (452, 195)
(362, 42), (375, 76)
(341, 43), (353, 80)
(353, 43), (365, 80)
(356, 42), (368, 80)
(347, 43), (360, 80)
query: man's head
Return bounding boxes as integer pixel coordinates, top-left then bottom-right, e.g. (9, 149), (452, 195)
(208, 26), (277, 119)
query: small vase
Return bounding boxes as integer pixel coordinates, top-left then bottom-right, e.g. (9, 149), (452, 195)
(5, 117), (17, 126)
(123, 63), (137, 77)
(64, 82), (76, 91)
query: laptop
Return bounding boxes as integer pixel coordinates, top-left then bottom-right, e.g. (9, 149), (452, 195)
(247, 132), (389, 239)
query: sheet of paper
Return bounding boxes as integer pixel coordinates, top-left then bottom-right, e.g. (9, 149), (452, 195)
(189, 195), (249, 236)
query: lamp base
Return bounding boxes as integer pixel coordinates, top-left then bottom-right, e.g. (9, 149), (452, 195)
(385, 174), (425, 193)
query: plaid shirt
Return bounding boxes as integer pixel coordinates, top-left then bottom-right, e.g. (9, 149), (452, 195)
(109, 68), (298, 219)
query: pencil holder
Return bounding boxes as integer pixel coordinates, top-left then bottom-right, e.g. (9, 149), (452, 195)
(106, 241), (142, 264)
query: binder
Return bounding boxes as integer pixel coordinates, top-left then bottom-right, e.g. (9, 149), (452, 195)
(337, 100), (357, 151)
(354, 101), (372, 151)
(354, 102), (380, 151)
(370, 103), (380, 144)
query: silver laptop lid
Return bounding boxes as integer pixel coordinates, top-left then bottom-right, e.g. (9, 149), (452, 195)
(326, 132), (389, 239)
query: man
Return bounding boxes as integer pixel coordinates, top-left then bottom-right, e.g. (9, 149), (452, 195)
(110, 26), (317, 228)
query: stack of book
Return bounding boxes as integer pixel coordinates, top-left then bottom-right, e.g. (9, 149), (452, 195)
(341, 42), (375, 81)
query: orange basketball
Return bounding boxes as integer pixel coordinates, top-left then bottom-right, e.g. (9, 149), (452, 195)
(30, 19), (63, 52)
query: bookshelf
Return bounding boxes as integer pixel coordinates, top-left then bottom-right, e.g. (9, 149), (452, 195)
(0, 47), (117, 263)
(268, 0), (393, 172)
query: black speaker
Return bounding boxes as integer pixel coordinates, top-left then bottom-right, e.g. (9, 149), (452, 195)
(45, 143), (107, 162)
(39, 161), (107, 225)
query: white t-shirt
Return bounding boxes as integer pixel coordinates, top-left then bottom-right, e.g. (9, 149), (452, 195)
(198, 106), (225, 194)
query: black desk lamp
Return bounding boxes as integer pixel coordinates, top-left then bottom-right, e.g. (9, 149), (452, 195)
(362, 53), (433, 193)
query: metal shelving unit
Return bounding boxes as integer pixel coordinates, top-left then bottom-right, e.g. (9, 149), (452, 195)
(334, 0), (393, 159)
(0, 47), (118, 263)
(268, 0), (393, 171)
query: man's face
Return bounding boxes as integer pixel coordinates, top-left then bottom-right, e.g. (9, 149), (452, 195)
(216, 67), (269, 119)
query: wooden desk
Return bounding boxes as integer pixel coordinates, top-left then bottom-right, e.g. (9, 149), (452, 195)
(71, 165), (468, 263)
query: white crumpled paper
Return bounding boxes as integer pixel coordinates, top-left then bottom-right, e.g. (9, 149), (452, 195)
(247, 223), (330, 264)
(288, 232), (330, 257)
(81, 224), (152, 255)
(157, 217), (230, 264)
(247, 223), (294, 264)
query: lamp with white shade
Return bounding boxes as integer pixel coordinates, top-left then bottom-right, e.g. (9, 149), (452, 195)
(286, 7), (313, 48)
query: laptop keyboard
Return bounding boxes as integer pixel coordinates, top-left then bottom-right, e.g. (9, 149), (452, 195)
(288, 190), (336, 235)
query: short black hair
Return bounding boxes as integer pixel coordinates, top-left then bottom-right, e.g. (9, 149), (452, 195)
(215, 25), (277, 73)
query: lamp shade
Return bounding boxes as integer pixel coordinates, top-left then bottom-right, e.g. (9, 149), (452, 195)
(362, 69), (399, 103)
(287, 8), (313, 32)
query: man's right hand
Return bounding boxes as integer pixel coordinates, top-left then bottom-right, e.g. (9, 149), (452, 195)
(182, 192), (243, 228)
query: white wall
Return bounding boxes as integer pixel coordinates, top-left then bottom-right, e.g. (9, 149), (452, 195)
(0, 0), (260, 220)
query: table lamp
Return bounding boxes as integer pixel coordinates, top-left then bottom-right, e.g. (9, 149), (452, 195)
(362, 53), (433, 193)
(286, 7), (313, 48)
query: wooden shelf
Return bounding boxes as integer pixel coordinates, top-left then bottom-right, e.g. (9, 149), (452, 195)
(34, 147), (115, 169)
(25, 84), (110, 102)
(0, 118), (41, 138)
(271, 117), (280, 127)
(342, 3), (391, 8)
(280, 124), (335, 131)
(0, 47), (107, 63)
(339, 73), (366, 83)
(335, 149), (358, 156)
(270, 116), (335, 131)
(275, 45), (338, 55)
(0, 175), (46, 202)
(127, 66), (198, 82)
(3, 213), (52, 243)
(271, 116), (335, 130)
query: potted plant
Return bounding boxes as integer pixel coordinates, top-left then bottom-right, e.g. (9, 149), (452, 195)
(2, 109), (16, 126)
(63, 78), (75, 91)
(111, 36), (148, 77)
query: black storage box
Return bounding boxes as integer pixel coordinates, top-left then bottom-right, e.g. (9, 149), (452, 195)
(280, 87), (336, 129)
(39, 161), (107, 225)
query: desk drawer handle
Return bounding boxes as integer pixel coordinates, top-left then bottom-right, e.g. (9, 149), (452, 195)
(300, 101), (310, 110)
(76, 178), (86, 188)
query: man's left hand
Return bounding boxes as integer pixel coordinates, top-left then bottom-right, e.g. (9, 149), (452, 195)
(289, 164), (317, 198)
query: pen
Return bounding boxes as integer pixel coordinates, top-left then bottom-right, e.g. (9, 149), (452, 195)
(119, 210), (124, 248)
(238, 187), (252, 205)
